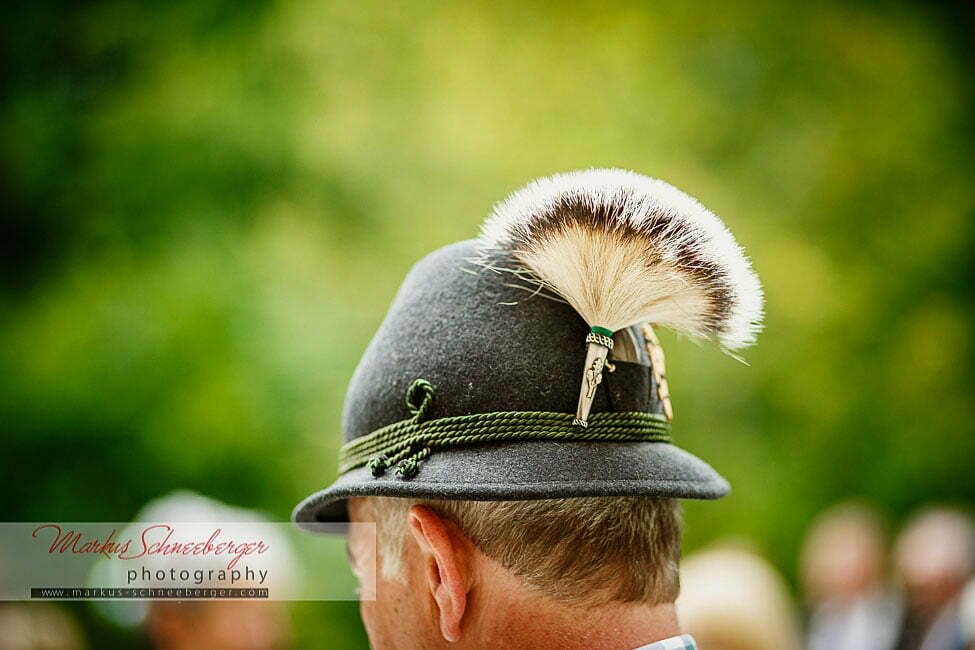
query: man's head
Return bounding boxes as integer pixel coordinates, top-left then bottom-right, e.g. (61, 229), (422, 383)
(294, 171), (765, 647)
(347, 495), (682, 649)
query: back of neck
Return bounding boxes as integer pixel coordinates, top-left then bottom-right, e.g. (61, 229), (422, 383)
(475, 586), (681, 650)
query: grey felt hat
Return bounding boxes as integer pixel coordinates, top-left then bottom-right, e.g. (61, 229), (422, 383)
(293, 169), (763, 525)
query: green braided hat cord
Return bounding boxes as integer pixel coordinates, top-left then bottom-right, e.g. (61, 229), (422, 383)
(339, 378), (672, 480)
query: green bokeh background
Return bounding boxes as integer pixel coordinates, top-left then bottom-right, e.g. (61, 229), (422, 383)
(2, 1), (973, 646)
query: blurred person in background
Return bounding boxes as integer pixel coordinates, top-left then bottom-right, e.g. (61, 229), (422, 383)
(893, 507), (975, 650)
(146, 600), (290, 650)
(0, 603), (87, 650)
(93, 491), (294, 650)
(0, 544), (87, 650)
(676, 544), (803, 650)
(801, 501), (902, 650)
(961, 578), (975, 649)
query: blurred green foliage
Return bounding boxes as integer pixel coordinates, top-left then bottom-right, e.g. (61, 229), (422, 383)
(2, 0), (973, 646)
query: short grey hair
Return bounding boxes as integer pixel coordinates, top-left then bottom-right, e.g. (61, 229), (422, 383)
(366, 496), (682, 606)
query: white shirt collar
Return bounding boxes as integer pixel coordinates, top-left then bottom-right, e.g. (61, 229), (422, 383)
(631, 633), (697, 650)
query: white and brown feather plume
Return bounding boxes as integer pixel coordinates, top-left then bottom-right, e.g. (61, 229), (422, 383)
(478, 168), (764, 352)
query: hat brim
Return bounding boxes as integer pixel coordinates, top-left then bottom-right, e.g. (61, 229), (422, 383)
(292, 439), (729, 526)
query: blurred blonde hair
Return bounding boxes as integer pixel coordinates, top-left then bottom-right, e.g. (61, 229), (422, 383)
(365, 496), (682, 606)
(677, 545), (802, 650)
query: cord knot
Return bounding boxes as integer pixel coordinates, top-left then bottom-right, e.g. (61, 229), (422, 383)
(367, 454), (390, 477)
(406, 379), (435, 422)
(394, 457), (420, 479)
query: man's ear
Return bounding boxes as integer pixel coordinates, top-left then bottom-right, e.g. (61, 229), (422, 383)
(408, 505), (473, 643)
